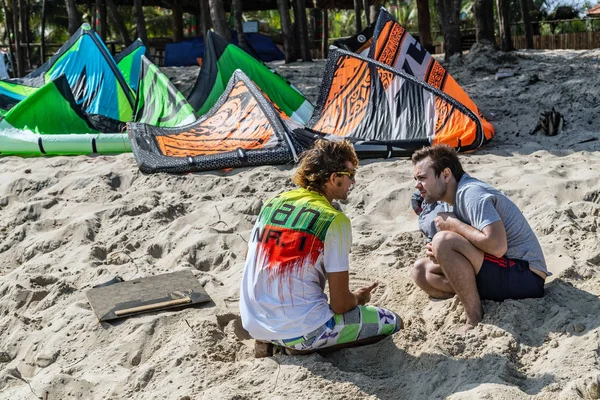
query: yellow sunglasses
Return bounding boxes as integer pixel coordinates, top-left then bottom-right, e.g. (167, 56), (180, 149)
(335, 170), (357, 180)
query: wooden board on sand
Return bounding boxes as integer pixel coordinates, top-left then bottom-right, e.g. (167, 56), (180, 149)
(86, 270), (211, 322)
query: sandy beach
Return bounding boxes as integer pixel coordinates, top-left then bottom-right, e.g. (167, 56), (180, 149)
(1, 45), (600, 399)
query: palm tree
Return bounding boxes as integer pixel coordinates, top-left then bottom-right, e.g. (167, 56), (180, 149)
(232, 0), (249, 51)
(435, 0), (462, 58)
(106, 0), (130, 45)
(209, 0), (230, 41)
(277, 0), (294, 63)
(133, 0), (148, 45)
(354, 0), (362, 32)
(65, 0), (80, 35)
(473, 0), (495, 43)
(496, 0), (513, 50)
(294, 0), (311, 61)
(521, 0), (534, 48)
(199, 0), (211, 37)
(10, 0), (24, 76)
(416, 0), (434, 53)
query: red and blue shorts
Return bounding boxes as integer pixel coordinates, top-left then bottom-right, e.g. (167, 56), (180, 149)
(475, 254), (545, 301)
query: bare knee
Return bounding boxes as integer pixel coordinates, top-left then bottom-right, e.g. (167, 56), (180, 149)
(431, 230), (483, 271)
(431, 230), (463, 252)
(411, 258), (429, 284)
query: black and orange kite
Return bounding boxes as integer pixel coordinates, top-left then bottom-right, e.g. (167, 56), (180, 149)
(128, 8), (494, 174)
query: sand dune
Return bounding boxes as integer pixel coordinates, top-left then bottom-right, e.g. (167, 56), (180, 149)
(1, 46), (600, 399)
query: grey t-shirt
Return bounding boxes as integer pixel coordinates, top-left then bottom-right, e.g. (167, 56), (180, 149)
(453, 174), (549, 275)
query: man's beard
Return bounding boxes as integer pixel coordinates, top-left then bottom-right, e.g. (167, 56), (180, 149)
(424, 183), (445, 203)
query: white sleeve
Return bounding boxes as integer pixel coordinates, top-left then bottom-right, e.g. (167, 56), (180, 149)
(323, 214), (352, 273)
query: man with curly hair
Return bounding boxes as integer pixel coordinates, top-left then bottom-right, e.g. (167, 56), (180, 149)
(240, 139), (402, 357)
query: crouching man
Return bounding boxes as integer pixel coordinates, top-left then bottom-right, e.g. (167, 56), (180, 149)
(411, 145), (549, 332)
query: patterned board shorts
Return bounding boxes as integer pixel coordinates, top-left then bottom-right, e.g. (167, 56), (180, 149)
(271, 305), (401, 351)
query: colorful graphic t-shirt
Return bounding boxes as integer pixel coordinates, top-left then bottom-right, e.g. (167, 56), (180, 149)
(240, 188), (352, 340)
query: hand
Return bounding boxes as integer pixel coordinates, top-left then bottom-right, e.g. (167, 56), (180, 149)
(435, 212), (459, 232)
(425, 242), (438, 263)
(353, 282), (378, 305)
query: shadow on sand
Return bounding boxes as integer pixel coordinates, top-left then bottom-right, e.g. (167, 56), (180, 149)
(274, 278), (600, 399)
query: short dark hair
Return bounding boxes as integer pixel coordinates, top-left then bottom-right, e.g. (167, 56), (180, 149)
(293, 139), (358, 194)
(411, 145), (465, 181)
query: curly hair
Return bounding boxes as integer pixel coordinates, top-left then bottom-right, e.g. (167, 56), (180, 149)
(411, 144), (465, 181)
(293, 139), (358, 194)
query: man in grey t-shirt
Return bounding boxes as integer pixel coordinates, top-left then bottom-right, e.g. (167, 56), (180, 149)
(410, 145), (548, 333)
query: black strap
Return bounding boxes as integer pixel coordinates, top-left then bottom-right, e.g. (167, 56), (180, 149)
(38, 137), (46, 154)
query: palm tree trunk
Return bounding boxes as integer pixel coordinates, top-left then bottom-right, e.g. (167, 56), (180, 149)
(66, 0), (81, 36)
(209, 0), (230, 41)
(353, 0), (362, 32)
(521, 0), (534, 49)
(322, 8), (329, 59)
(294, 0), (311, 61)
(172, 0), (183, 42)
(106, 0), (131, 46)
(435, 0), (462, 59)
(95, 0), (106, 40)
(199, 0), (211, 37)
(473, 0), (495, 44)
(277, 0), (293, 63)
(200, 0), (212, 37)
(10, 0), (23, 76)
(232, 0), (249, 51)
(0, 0), (9, 45)
(290, 0), (300, 60)
(40, 0), (46, 64)
(496, 0), (513, 51)
(18, 0), (31, 70)
(89, 0), (96, 32)
(416, 0), (433, 53)
(134, 0), (148, 45)
(1, 0), (16, 76)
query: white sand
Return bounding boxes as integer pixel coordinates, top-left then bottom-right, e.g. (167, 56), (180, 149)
(1, 47), (600, 399)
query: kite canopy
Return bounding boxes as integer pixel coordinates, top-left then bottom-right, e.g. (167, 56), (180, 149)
(0, 25), (196, 156)
(187, 31), (313, 123)
(129, 70), (314, 174)
(0, 13), (493, 167)
(133, 56), (196, 128)
(333, 23), (375, 56)
(0, 25), (140, 120)
(128, 67), (425, 173)
(0, 75), (129, 155)
(309, 47), (484, 150)
(366, 9), (494, 149)
(20, 23), (135, 123)
(0, 80), (39, 115)
(116, 39), (148, 92)
(129, 14), (494, 174)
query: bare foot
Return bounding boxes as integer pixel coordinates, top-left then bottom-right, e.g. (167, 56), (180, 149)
(428, 293), (455, 301)
(456, 323), (476, 336)
(254, 341), (274, 358)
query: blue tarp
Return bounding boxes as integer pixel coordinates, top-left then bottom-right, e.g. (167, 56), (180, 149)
(164, 32), (284, 67)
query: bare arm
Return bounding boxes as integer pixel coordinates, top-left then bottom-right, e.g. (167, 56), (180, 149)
(436, 213), (508, 257)
(327, 271), (377, 314)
